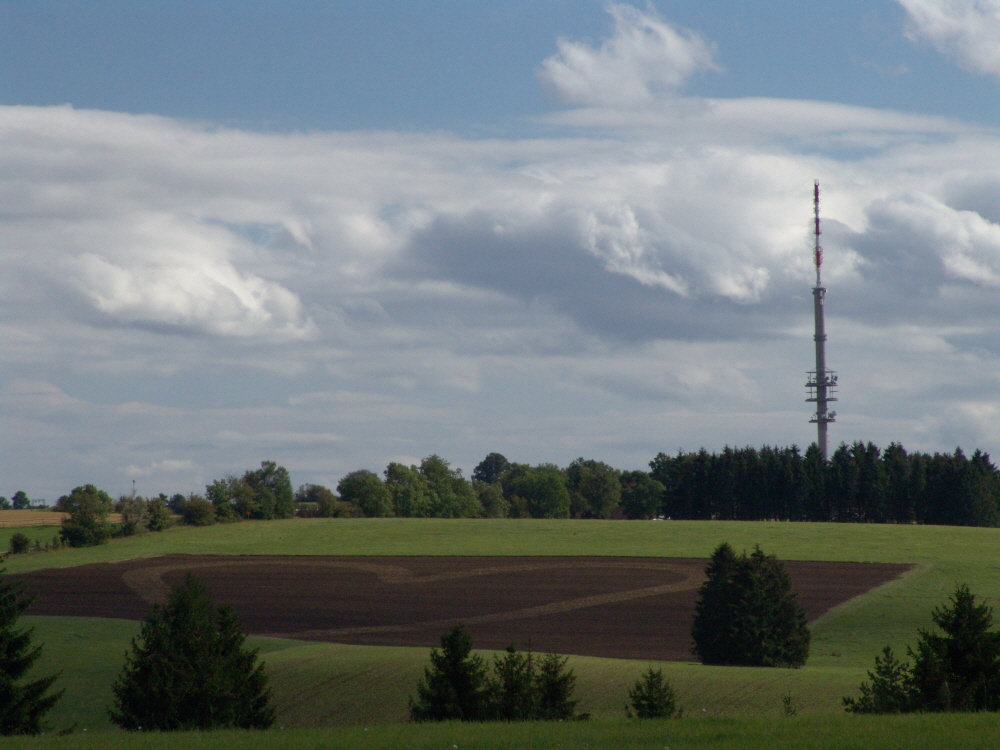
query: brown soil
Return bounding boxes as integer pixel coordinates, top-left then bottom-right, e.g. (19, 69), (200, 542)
(15, 555), (911, 661)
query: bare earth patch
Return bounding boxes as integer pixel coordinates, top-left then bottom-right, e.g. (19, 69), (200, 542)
(15, 555), (911, 660)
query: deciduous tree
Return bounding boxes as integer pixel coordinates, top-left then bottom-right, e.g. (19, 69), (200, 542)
(337, 470), (393, 518)
(472, 453), (511, 485)
(57, 485), (113, 547)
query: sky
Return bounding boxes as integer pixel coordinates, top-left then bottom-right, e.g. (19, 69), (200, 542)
(5, 0), (1000, 500)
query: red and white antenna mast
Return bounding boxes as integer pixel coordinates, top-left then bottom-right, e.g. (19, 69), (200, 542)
(806, 181), (837, 460)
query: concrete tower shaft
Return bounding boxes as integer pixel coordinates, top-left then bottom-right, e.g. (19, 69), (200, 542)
(806, 181), (837, 460)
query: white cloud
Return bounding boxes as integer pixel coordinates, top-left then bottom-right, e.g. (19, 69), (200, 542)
(867, 193), (1000, 287)
(538, 3), (719, 107)
(898, 0), (1000, 77)
(62, 219), (317, 341)
(9, 11), (1000, 496)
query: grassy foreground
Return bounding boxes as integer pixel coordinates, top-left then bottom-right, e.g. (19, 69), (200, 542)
(2, 715), (1000, 750)
(26, 616), (865, 732)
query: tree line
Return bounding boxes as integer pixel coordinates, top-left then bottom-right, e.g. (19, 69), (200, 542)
(326, 442), (1000, 528)
(651, 442), (1000, 526)
(11, 438), (1000, 552)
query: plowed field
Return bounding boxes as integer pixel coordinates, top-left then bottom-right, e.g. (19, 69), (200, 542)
(16, 555), (910, 660)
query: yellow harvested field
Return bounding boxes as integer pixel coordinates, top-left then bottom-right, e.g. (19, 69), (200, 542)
(0, 510), (123, 528)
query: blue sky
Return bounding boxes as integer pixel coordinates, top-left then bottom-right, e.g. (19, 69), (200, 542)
(5, 1), (1000, 500)
(5, 1), (1000, 131)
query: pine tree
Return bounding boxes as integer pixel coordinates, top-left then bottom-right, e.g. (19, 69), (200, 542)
(409, 625), (489, 721)
(535, 652), (580, 720)
(625, 668), (677, 719)
(843, 646), (915, 714)
(0, 569), (62, 735)
(109, 574), (273, 730)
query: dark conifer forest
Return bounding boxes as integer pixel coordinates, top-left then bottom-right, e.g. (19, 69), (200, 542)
(651, 442), (1000, 526)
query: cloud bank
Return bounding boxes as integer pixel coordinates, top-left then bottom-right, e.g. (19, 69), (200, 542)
(5, 5), (1000, 498)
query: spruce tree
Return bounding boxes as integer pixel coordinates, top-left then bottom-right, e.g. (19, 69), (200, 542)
(0, 569), (62, 735)
(109, 574), (273, 730)
(691, 543), (810, 667)
(409, 625), (489, 721)
(908, 584), (1000, 711)
(691, 542), (741, 665)
(487, 646), (537, 721)
(625, 667), (677, 719)
(534, 652), (580, 720)
(844, 585), (1000, 714)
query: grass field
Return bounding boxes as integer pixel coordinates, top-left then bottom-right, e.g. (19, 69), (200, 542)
(25, 615), (866, 732)
(5, 518), (1000, 740)
(0, 526), (63, 554)
(2, 714), (1000, 750)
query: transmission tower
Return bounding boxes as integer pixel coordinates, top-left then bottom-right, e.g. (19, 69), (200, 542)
(805, 181), (837, 460)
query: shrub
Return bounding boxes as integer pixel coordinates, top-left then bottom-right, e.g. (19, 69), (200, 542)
(626, 668), (677, 718)
(109, 574), (274, 731)
(474, 481), (508, 518)
(7, 533), (30, 555)
(296, 484), (359, 518)
(181, 495), (216, 527)
(145, 496), (173, 532)
(691, 543), (810, 668)
(57, 485), (113, 548)
(0, 568), (63, 734)
(115, 496), (149, 536)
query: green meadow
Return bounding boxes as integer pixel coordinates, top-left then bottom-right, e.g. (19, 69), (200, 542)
(2, 715), (1000, 750)
(4, 518), (1000, 745)
(0, 526), (62, 553)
